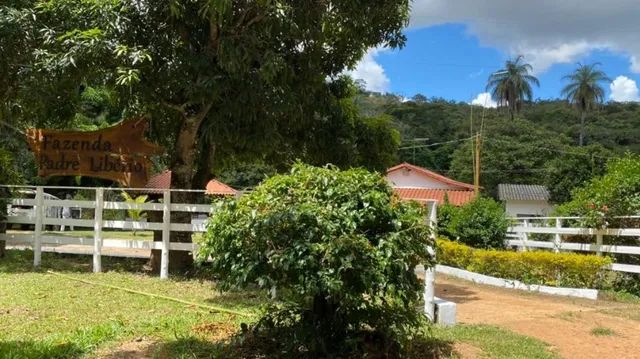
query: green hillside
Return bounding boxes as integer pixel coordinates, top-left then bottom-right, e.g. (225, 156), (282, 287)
(355, 93), (640, 201)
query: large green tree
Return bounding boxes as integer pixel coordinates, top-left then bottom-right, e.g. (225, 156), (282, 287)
(561, 63), (610, 146)
(487, 56), (540, 120)
(3, 1), (411, 269)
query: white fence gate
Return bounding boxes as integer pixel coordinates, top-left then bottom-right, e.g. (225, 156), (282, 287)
(507, 216), (640, 274)
(0, 185), (210, 279)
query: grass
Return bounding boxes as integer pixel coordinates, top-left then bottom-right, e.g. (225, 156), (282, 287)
(590, 327), (616, 337)
(0, 250), (262, 358)
(432, 325), (560, 359)
(0, 249), (559, 358)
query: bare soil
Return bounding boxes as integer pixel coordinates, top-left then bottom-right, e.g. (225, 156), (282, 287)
(437, 275), (640, 359)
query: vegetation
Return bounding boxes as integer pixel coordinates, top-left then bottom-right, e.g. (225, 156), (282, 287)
(437, 239), (612, 288)
(199, 164), (433, 356)
(354, 93), (635, 199)
(561, 63), (610, 146)
(0, 250), (262, 359)
(486, 56), (540, 120)
(438, 197), (509, 249)
(556, 153), (640, 228)
(0, 147), (21, 257)
(120, 191), (149, 235)
(590, 327), (616, 337)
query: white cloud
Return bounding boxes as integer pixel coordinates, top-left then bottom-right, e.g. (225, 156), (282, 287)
(610, 76), (640, 102)
(410, 0), (640, 74)
(345, 48), (390, 93)
(471, 92), (497, 108)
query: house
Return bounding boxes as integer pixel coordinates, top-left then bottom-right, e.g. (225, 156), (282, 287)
(144, 170), (237, 196)
(498, 184), (554, 217)
(386, 162), (477, 206)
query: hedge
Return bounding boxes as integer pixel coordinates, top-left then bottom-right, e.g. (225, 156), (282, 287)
(437, 239), (612, 288)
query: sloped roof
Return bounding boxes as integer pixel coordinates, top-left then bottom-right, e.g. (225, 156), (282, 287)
(498, 184), (550, 201)
(394, 188), (477, 206)
(205, 179), (237, 196)
(145, 170), (172, 190)
(387, 162), (476, 191)
(143, 171), (236, 196)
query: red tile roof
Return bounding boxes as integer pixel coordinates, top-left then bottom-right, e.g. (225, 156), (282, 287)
(145, 170), (172, 190)
(143, 171), (236, 196)
(394, 188), (476, 206)
(387, 162), (476, 191)
(205, 179), (237, 196)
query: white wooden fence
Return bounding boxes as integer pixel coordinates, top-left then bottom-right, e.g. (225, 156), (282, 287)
(0, 185), (210, 279)
(507, 216), (640, 274)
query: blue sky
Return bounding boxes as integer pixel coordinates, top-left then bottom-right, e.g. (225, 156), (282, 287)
(347, 1), (640, 105)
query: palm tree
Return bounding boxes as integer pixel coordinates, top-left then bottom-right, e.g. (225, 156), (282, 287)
(486, 56), (540, 120)
(561, 63), (610, 146)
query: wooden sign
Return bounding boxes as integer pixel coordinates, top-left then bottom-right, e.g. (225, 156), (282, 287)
(26, 118), (163, 187)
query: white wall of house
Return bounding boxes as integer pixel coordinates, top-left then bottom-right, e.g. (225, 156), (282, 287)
(505, 200), (555, 217)
(386, 170), (462, 190)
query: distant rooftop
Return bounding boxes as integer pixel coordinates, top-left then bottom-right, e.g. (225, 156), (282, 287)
(387, 162), (476, 191)
(144, 170), (236, 195)
(498, 184), (550, 202)
(393, 188), (476, 206)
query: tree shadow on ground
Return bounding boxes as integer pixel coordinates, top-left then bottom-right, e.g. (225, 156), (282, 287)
(435, 282), (481, 304)
(0, 249), (148, 274)
(0, 340), (85, 359)
(156, 331), (455, 359)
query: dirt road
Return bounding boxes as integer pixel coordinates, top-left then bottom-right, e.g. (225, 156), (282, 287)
(436, 275), (640, 359)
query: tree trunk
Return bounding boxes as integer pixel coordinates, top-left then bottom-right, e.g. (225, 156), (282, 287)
(0, 221), (5, 258)
(579, 111), (586, 146)
(148, 107), (212, 273)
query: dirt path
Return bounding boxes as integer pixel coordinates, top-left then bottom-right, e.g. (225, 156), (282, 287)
(436, 275), (640, 359)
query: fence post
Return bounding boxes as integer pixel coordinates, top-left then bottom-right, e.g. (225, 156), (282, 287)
(554, 218), (562, 253)
(596, 232), (603, 256)
(160, 189), (171, 279)
(33, 186), (44, 268)
(93, 188), (104, 273)
(521, 219), (529, 252)
(424, 200), (437, 321)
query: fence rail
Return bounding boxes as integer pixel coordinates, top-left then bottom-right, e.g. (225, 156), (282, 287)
(1, 185), (207, 278)
(507, 217), (640, 274)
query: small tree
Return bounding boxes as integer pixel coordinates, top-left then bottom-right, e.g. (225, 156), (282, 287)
(120, 192), (149, 235)
(446, 197), (509, 249)
(199, 163), (433, 356)
(556, 153), (640, 228)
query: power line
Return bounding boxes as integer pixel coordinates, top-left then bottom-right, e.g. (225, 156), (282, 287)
(398, 136), (475, 150)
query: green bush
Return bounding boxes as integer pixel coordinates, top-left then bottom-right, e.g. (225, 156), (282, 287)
(198, 163), (433, 357)
(439, 197), (509, 249)
(437, 239), (612, 288)
(556, 153), (640, 228)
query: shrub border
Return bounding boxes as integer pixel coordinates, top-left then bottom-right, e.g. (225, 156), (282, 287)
(436, 264), (599, 300)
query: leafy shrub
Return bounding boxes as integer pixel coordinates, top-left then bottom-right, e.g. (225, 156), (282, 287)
(198, 163), (433, 357)
(556, 153), (640, 228)
(610, 273), (640, 297)
(435, 200), (458, 239)
(437, 239), (612, 288)
(440, 197), (509, 249)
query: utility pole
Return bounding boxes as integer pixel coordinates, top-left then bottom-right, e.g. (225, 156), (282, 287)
(474, 133), (481, 194)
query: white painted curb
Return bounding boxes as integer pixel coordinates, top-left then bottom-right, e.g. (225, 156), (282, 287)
(436, 264), (599, 300)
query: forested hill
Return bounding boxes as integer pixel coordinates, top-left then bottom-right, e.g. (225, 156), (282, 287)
(355, 93), (640, 202)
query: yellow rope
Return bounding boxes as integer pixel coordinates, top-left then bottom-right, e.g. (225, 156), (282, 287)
(46, 270), (253, 318)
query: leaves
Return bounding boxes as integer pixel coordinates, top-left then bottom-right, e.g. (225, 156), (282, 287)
(198, 163), (433, 352)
